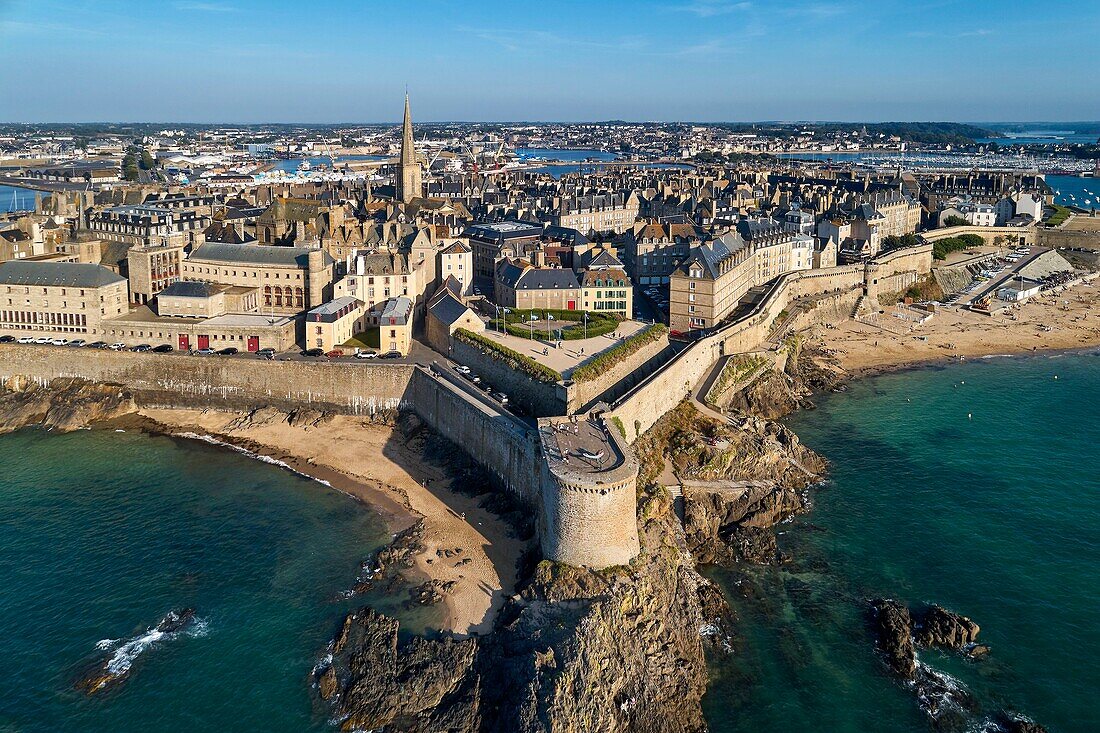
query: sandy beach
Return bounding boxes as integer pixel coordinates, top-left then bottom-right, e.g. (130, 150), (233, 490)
(136, 407), (528, 636)
(812, 281), (1100, 375)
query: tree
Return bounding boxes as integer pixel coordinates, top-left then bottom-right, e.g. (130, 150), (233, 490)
(139, 149), (155, 170)
(943, 215), (969, 228)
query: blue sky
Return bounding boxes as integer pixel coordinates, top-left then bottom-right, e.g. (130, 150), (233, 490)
(1, 0), (1097, 123)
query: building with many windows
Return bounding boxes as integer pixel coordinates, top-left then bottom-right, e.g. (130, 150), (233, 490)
(0, 260), (127, 338)
(668, 233), (753, 333)
(182, 242), (334, 315)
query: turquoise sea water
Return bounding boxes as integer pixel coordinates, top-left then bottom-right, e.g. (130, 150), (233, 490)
(0, 428), (407, 732)
(704, 350), (1100, 733)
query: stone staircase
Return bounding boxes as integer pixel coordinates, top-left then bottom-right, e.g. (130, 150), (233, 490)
(665, 483), (685, 522)
(850, 294), (867, 319)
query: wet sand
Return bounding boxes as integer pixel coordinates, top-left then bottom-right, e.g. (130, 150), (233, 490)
(136, 408), (527, 636)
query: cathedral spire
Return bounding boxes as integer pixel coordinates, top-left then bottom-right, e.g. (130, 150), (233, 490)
(401, 91), (415, 166)
(397, 92), (422, 204)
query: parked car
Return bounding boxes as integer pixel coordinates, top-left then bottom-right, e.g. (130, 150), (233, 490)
(0, 335), (15, 343)
(16, 337), (34, 344)
(33, 337), (51, 344)
(469, 374), (481, 384)
(354, 350), (377, 359)
(152, 344), (174, 353)
(379, 350), (402, 359)
(108, 342), (126, 350)
(194, 348), (216, 355)
(130, 344), (152, 352)
(50, 338), (69, 346)
(67, 339), (86, 347)
(216, 347), (239, 356)
(256, 347), (276, 358)
(325, 349), (344, 359)
(493, 392), (509, 405)
(87, 341), (108, 349)
(301, 348), (325, 357)
(453, 364), (471, 374)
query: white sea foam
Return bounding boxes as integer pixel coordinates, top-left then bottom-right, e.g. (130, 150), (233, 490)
(171, 432), (335, 488)
(94, 612), (208, 683)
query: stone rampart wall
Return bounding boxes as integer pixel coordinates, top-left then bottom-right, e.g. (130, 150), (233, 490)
(569, 332), (673, 414)
(449, 338), (566, 418)
(1037, 227), (1100, 250)
(922, 225), (1035, 246)
(0, 345), (413, 414)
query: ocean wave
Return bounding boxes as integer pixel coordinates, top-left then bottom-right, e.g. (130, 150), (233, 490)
(81, 610), (206, 693)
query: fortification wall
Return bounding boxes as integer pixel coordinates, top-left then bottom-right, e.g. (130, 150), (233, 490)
(449, 339), (566, 417)
(922, 225), (1035, 246)
(407, 367), (541, 503)
(569, 331), (672, 414)
(609, 264), (866, 442)
(0, 345), (413, 414)
(1037, 227), (1100, 250)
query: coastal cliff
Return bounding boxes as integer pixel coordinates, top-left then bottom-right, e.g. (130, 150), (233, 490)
(0, 376), (137, 433)
(321, 480), (731, 733)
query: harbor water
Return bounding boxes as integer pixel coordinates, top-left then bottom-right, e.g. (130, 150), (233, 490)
(704, 350), (1100, 733)
(0, 428), (415, 732)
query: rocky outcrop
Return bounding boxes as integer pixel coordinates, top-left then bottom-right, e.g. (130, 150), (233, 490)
(321, 486), (726, 733)
(0, 377), (137, 433)
(870, 600), (985, 678)
(319, 608), (481, 732)
(913, 604), (981, 650)
(723, 366), (805, 419)
(635, 401), (824, 566)
(222, 405), (333, 431)
(869, 598), (917, 678)
(868, 600), (1048, 732)
(682, 482), (804, 564)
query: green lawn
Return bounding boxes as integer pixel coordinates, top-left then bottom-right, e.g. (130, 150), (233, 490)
(344, 328), (380, 349)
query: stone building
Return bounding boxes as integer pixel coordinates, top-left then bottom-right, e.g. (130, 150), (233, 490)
(305, 296), (367, 352)
(494, 258), (581, 311)
(668, 233), (754, 333)
(0, 260), (128, 339)
(182, 242), (334, 315)
(126, 240), (183, 305)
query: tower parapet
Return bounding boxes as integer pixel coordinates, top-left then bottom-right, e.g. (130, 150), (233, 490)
(538, 413), (639, 569)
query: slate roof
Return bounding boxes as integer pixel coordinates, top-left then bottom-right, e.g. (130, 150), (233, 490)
(0, 260), (126, 288)
(189, 242), (333, 268)
(158, 280), (224, 299)
(428, 291), (472, 326)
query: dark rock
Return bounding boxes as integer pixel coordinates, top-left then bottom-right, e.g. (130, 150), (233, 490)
(323, 608), (480, 733)
(869, 598), (916, 678)
(0, 377), (137, 433)
(914, 605), (981, 650)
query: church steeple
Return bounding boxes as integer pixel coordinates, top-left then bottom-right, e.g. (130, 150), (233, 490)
(397, 92), (421, 204)
(401, 92), (415, 167)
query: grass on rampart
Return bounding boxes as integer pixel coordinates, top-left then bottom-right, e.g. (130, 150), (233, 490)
(498, 308), (621, 341)
(570, 324), (667, 384)
(1046, 205), (1072, 227)
(706, 353), (768, 406)
(454, 328), (562, 384)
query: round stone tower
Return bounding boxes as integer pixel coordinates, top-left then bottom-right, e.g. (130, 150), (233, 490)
(538, 415), (640, 569)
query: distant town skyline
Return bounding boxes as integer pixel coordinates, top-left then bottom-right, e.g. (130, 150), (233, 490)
(2, 0), (1098, 123)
